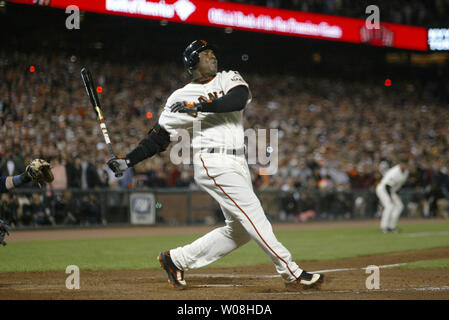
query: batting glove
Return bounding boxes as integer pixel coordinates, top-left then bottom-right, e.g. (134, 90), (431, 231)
(107, 157), (129, 175)
(170, 101), (203, 116)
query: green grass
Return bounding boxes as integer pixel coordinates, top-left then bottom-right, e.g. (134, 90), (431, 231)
(0, 222), (448, 272)
(395, 258), (449, 269)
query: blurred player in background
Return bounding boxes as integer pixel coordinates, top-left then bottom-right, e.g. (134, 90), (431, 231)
(376, 156), (410, 233)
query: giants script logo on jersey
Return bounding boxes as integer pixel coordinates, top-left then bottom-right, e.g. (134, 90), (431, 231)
(183, 91), (224, 118)
(198, 91), (225, 104)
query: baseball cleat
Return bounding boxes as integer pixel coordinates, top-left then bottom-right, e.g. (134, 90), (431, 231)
(158, 251), (187, 289)
(285, 270), (324, 290)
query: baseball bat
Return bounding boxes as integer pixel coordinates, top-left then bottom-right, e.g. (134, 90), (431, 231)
(80, 67), (123, 178)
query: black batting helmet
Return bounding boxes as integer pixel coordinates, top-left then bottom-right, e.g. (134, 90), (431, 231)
(183, 40), (215, 73)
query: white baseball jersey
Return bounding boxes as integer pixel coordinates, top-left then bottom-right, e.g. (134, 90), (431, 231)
(159, 70), (251, 150)
(162, 70), (306, 284)
(376, 164), (408, 230)
(378, 164), (409, 193)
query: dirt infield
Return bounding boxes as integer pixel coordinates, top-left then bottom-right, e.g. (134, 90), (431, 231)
(0, 247), (448, 300)
(1, 219), (449, 300)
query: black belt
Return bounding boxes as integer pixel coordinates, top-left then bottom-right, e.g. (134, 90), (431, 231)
(206, 147), (245, 156)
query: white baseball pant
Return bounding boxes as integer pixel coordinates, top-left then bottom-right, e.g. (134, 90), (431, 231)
(376, 184), (404, 230)
(169, 151), (303, 283)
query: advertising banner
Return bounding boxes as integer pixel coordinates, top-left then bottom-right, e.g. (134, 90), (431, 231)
(9, 0), (428, 51)
(130, 192), (156, 225)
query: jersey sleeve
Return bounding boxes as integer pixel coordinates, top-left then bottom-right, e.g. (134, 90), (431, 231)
(0, 176), (8, 194)
(220, 71), (252, 104)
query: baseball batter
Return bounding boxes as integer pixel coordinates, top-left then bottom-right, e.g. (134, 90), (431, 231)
(107, 40), (323, 290)
(376, 157), (409, 233)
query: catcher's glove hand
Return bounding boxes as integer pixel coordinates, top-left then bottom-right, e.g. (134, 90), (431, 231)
(26, 159), (54, 188)
(0, 219), (10, 246)
(170, 101), (203, 117)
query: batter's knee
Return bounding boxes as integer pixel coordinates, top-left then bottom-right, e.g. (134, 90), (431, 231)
(222, 223), (251, 246)
(233, 232), (251, 246)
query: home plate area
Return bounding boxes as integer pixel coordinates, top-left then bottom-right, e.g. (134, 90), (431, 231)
(0, 247), (448, 300)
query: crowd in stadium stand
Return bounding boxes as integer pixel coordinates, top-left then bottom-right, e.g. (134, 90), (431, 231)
(223, 0), (449, 27)
(1, 51), (449, 226)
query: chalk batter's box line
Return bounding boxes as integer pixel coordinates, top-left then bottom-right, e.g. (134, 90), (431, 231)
(256, 285), (449, 296)
(188, 262), (408, 279)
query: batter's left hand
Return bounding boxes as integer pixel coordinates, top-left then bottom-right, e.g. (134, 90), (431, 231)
(107, 156), (128, 175)
(170, 101), (202, 116)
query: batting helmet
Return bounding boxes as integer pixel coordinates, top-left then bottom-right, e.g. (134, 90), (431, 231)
(183, 40), (215, 73)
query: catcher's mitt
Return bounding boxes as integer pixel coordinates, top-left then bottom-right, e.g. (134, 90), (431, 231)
(26, 159), (54, 187)
(0, 219), (10, 246)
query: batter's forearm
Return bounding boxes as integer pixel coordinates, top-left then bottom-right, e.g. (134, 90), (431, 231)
(199, 85), (249, 113)
(126, 142), (160, 167)
(125, 123), (171, 167)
